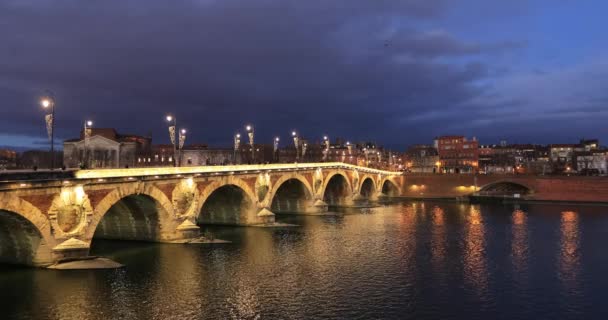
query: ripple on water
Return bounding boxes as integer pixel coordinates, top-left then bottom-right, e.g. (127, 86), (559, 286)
(1, 201), (607, 319)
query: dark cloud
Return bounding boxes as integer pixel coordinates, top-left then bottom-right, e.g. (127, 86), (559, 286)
(0, 0), (544, 149)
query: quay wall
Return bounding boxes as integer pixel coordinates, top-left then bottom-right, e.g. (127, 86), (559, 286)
(400, 174), (608, 203)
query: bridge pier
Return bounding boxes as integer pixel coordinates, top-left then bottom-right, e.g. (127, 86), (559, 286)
(256, 208), (276, 225)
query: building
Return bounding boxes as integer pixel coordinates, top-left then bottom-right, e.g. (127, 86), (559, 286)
(0, 149), (17, 169)
(576, 150), (608, 175)
(181, 148), (235, 166)
(404, 145), (439, 173)
(435, 136), (479, 173)
(478, 144), (550, 174)
(63, 128), (151, 169)
(549, 144), (576, 166)
(237, 143), (274, 164)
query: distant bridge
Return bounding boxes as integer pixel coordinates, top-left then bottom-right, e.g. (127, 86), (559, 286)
(0, 163), (402, 266)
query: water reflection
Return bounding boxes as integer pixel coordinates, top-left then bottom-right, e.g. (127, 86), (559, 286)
(559, 211), (580, 289)
(511, 209), (528, 275)
(463, 205), (488, 295)
(430, 206), (447, 277)
(2, 202), (606, 319)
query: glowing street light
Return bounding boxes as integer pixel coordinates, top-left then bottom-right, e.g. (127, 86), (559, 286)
(233, 133), (241, 164)
(302, 143), (308, 161)
(83, 120), (93, 168)
(40, 92), (56, 169)
(179, 128), (187, 165)
(274, 136), (280, 162)
(166, 114), (178, 167)
(323, 135), (330, 161)
(292, 131), (299, 161)
(246, 124), (255, 163)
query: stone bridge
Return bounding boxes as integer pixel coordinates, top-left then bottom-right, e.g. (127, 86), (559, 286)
(0, 163), (402, 267)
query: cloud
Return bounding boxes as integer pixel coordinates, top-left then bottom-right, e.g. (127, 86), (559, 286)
(0, 0), (546, 149)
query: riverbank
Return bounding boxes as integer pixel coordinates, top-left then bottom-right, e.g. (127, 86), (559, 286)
(401, 174), (608, 204)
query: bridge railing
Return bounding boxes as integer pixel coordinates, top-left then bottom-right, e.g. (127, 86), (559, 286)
(73, 162), (402, 179)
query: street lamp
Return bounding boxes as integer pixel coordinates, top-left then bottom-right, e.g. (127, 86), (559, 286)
(246, 125), (254, 163)
(274, 137), (280, 162)
(179, 128), (187, 166)
(40, 92), (56, 170)
(166, 115), (177, 167)
(292, 131), (299, 162)
(83, 120), (93, 168)
(346, 141), (352, 163)
(302, 143), (308, 161)
(323, 135), (330, 161)
(234, 133), (241, 164)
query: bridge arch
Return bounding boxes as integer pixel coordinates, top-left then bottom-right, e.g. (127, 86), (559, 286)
(87, 184), (176, 241)
(478, 181), (532, 196)
(268, 173), (314, 213)
(196, 178), (258, 225)
(380, 178), (401, 197)
(359, 177), (376, 199)
(0, 194), (55, 266)
(322, 171), (353, 205)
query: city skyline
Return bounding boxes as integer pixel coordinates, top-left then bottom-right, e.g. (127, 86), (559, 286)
(2, 1), (608, 150)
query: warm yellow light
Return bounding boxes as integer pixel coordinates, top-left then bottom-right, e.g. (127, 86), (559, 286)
(74, 186), (85, 203)
(186, 177), (194, 188)
(435, 161), (441, 166)
(41, 99), (51, 108)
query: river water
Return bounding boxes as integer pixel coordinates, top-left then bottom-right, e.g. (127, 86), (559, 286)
(2, 201), (608, 320)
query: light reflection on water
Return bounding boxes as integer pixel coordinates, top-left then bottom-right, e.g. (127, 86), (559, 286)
(511, 209), (528, 275)
(1, 201), (606, 320)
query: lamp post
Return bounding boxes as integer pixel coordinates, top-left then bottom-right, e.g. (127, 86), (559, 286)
(246, 125), (254, 163)
(292, 131), (299, 162)
(83, 120), (93, 168)
(323, 135), (330, 162)
(40, 92), (56, 170)
(273, 137), (280, 163)
(302, 143), (308, 162)
(166, 115), (177, 167)
(179, 129), (187, 166)
(234, 133), (241, 164)
(346, 141), (352, 163)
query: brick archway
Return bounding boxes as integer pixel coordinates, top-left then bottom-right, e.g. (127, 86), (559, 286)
(359, 177), (377, 198)
(478, 180), (532, 196)
(380, 177), (402, 196)
(86, 183), (176, 241)
(267, 173), (315, 213)
(195, 177), (259, 225)
(0, 193), (56, 265)
(322, 170), (354, 196)
(267, 173), (314, 204)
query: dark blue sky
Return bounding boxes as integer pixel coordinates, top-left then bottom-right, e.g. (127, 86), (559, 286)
(1, 0), (607, 150)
